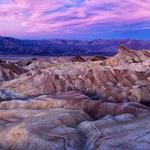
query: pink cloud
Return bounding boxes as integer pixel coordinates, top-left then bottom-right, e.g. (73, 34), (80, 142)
(0, 0), (150, 35)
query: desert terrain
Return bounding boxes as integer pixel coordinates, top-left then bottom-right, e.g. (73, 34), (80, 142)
(0, 46), (150, 150)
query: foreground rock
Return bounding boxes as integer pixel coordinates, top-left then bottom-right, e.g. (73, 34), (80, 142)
(0, 91), (149, 150)
(79, 114), (150, 150)
(0, 101), (149, 149)
(0, 108), (91, 150)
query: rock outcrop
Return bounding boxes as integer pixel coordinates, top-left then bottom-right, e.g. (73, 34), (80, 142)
(0, 60), (26, 82)
(0, 91), (149, 149)
(0, 108), (91, 150)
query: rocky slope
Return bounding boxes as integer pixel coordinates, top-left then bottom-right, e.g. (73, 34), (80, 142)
(0, 108), (91, 150)
(0, 46), (150, 150)
(1, 46), (149, 103)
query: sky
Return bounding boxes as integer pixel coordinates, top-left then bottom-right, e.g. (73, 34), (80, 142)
(0, 0), (150, 40)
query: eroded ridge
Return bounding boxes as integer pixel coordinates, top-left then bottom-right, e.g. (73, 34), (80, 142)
(0, 47), (150, 150)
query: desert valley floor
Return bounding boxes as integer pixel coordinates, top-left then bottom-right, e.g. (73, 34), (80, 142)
(0, 46), (150, 150)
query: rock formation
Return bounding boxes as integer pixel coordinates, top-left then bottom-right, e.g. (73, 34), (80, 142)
(1, 47), (149, 103)
(0, 91), (149, 118)
(0, 46), (150, 149)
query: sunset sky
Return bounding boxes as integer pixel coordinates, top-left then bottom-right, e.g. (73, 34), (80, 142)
(0, 0), (150, 40)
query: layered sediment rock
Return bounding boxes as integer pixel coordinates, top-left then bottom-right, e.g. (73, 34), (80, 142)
(0, 47), (150, 150)
(1, 47), (149, 103)
(0, 91), (149, 149)
(0, 108), (91, 150)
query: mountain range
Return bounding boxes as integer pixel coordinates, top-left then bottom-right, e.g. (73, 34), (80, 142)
(0, 36), (150, 56)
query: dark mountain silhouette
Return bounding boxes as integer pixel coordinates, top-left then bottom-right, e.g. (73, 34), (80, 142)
(0, 36), (150, 56)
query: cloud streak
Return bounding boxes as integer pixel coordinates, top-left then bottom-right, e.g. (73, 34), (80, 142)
(0, 0), (150, 39)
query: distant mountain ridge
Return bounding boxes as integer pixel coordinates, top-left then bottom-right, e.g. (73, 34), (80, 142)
(0, 36), (150, 56)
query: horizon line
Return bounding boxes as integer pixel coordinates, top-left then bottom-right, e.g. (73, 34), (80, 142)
(1, 35), (150, 42)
